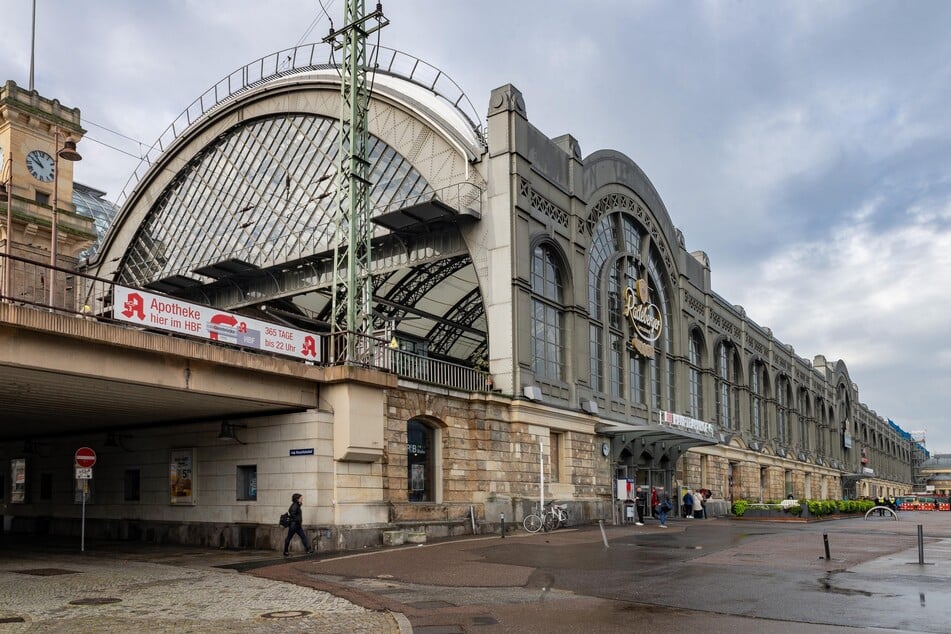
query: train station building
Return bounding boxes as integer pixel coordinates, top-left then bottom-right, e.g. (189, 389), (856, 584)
(0, 42), (925, 550)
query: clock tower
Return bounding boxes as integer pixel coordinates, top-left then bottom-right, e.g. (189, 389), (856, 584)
(1, 80), (96, 303)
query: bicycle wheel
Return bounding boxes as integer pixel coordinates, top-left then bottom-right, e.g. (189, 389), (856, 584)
(523, 514), (543, 533)
(556, 508), (568, 528)
(542, 510), (558, 532)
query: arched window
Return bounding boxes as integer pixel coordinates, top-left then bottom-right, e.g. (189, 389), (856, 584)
(715, 342), (741, 430)
(407, 419), (437, 502)
(797, 388), (811, 450)
(688, 330), (704, 419)
(586, 205), (672, 410)
(750, 360), (767, 438)
(587, 217), (616, 393)
(531, 244), (566, 381)
(776, 375), (791, 443)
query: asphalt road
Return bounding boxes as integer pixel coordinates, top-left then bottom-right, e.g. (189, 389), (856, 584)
(252, 511), (951, 633)
(3, 511), (949, 632)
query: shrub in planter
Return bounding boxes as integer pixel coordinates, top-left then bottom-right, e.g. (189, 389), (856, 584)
(732, 499), (750, 517)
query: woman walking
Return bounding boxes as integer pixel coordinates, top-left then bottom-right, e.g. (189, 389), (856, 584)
(283, 493), (315, 556)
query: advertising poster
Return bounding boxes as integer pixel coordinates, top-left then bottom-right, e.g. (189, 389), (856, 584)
(170, 448), (196, 505)
(10, 458), (26, 504)
(114, 286), (322, 362)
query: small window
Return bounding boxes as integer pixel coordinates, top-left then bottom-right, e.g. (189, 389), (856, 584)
(237, 465), (257, 501)
(550, 432), (562, 482)
(124, 469), (141, 502)
(407, 420), (435, 502)
(35, 191), (50, 205)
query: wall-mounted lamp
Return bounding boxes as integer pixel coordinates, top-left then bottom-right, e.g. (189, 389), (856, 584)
(49, 130), (82, 306)
(217, 421), (247, 444)
(523, 385), (542, 402)
(580, 399), (598, 415)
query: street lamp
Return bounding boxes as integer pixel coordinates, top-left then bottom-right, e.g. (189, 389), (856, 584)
(49, 129), (82, 307)
(1, 150), (11, 301)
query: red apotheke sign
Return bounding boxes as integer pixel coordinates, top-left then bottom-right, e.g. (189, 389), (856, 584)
(74, 447), (97, 469)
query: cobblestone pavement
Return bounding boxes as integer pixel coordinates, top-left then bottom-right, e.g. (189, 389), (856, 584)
(0, 545), (405, 633)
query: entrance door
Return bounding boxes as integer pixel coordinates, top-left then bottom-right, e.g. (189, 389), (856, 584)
(638, 469), (672, 517)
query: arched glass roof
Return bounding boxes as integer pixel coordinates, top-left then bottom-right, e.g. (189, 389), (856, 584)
(118, 113), (432, 287)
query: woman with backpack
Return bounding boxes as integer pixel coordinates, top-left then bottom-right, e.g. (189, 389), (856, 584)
(283, 492), (315, 557)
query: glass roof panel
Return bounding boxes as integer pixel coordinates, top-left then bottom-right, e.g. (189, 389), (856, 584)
(117, 114), (431, 287)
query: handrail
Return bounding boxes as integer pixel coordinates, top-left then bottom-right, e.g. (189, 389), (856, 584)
(114, 43), (486, 209)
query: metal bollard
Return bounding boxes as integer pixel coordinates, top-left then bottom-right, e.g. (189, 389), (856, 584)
(823, 533), (831, 560)
(500, 512), (505, 538)
(918, 524), (924, 565)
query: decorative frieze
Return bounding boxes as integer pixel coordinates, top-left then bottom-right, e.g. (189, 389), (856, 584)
(684, 292), (705, 317)
(518, 176), (569, 228)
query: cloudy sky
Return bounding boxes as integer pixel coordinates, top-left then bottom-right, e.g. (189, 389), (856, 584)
(3, 1), (949, 453)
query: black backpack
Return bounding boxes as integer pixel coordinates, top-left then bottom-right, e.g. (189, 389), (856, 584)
(279, 512), (291, 527)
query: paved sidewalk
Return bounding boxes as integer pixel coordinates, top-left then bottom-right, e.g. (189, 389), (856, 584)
(0, 539), (406, 633)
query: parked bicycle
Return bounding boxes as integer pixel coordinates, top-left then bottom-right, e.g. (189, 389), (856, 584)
(522, 502), (568, 533)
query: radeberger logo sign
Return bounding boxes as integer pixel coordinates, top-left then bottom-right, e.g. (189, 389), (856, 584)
(623, 279), (663, 357)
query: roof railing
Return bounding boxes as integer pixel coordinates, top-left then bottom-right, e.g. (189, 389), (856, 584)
(115, 43), (485, 209)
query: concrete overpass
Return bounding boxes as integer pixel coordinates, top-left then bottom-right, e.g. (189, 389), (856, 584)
(0, 302), (323, 441)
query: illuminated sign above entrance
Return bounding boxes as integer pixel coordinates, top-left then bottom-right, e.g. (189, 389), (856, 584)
(623, 279), (663, 357)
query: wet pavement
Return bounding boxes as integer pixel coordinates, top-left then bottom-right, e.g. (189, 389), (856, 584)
(0, 538), (405, 633)
(2, 510), (950, 632)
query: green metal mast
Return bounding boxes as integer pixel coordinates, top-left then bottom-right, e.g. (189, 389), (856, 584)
(324, 1), (388, 363)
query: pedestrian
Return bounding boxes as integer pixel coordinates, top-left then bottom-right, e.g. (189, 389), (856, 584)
(658, 494), (672, 527)
(651, 487), (659, 518)
(683, 489), (694, 519)
(283, 492), (315, 557)
(634, 486), (646, 525)
(692, 489), (705, 519)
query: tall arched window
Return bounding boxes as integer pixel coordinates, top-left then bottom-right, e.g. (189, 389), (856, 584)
(587, 218), (616, 393)
(797, 388), (811, 450)
(585, 205), (671, 410)
(688, 331), (704, 419)
(816, 397), (827, 454)
(646, 252), (673, 410)
(776, 375), (791, 443)
(531, 244), (565, 381)
(750, 360), (769, 438)
(715, 342), (741, 430)
(407, 419), (437, 502)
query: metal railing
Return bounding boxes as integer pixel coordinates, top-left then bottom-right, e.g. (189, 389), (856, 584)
(0, 253), (492, 394)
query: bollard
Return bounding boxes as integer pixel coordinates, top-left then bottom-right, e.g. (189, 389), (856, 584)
(823, 533), (831, 560)
(500, 512), (505, 538)
(918, 524), (924, 565)
(599, 519), (609, 549)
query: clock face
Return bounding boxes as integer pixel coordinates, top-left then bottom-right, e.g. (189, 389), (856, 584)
(26, 150), (55, 183)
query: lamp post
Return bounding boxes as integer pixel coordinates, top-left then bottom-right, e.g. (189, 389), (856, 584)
(2, 150), (11, 301)
(49, 128), (82, 307)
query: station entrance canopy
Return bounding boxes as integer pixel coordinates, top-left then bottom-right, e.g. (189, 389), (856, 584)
(599, 411), (719, 469)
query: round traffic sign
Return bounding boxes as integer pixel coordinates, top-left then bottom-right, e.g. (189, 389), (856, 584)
(75, 446), (97, 468)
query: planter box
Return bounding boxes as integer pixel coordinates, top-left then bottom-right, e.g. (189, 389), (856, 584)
(382, 530), (405, 546)
(405, 531), (427, 544)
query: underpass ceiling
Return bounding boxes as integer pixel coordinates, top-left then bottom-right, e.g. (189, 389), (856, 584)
(0, 365), (304, 442)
